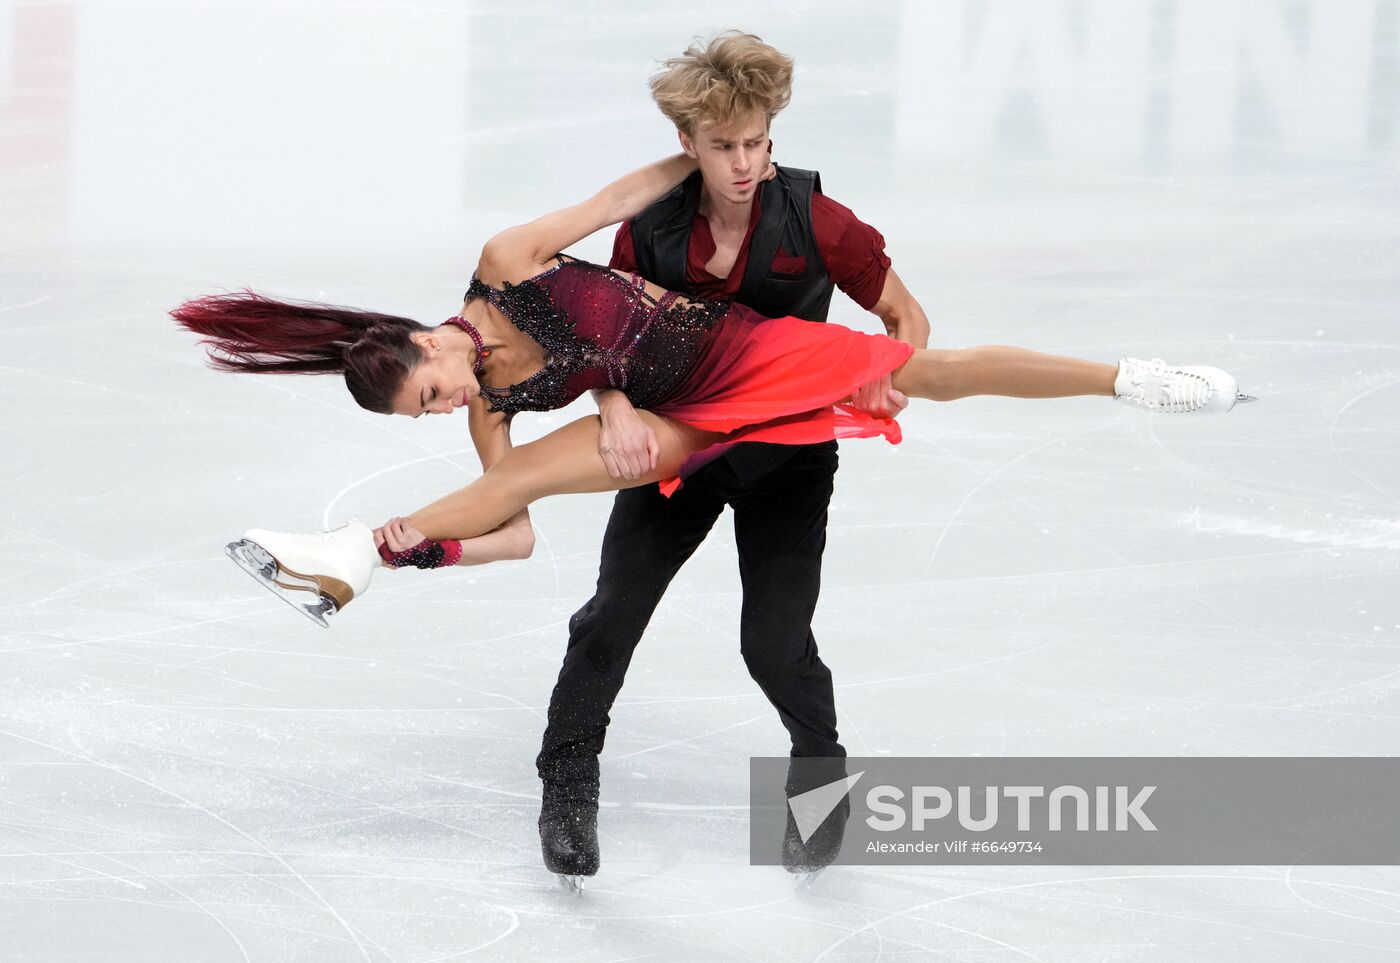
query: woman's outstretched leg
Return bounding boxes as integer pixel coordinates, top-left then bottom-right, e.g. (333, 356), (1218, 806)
(407, 413), (722, 542)
(891, 346), (1116, 402)
(889, 347), (1243, 412)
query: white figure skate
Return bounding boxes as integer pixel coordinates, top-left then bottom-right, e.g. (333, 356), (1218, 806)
(226, 521), (379, 627)
(1114, 357), (1256, 413)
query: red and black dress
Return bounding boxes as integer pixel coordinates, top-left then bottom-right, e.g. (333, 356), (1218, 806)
(457, 254), (914, 494)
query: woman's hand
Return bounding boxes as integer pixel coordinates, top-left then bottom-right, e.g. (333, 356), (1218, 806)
(595, 390), (659, 480)
(374, 516), (428, 553)
(761, 139), (777, 182)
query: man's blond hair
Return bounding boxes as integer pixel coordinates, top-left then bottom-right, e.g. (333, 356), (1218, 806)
(649, 31), (794, 136)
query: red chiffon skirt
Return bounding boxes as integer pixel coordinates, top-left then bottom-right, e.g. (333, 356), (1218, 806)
(651, 315), (916, 495)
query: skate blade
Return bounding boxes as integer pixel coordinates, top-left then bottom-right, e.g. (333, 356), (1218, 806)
(226, 539), (339, 628)
(556, 874), (586, 896)
(1235, 392), (1258, 403)
(793, 868), (826, 892)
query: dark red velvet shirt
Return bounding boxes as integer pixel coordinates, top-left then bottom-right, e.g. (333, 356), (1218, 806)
(609, 184), (892, 311)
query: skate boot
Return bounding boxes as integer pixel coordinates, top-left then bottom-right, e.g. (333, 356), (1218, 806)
(1114, 357), (1255, 413)
(783, 757), (853, 889)
(783, 795), (849, 889)
(540, 784), (599, 895)
(226, 520), (378, 627)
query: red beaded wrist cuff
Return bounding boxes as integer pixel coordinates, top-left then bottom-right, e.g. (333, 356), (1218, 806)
(377, 536), (464, 570)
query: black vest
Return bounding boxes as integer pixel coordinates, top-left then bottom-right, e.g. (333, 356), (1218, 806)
(628, 165), (839, 492)
(630, 166), (835, 322)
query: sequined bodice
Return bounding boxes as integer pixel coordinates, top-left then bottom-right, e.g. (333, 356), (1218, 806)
(460, 254), (733, 416)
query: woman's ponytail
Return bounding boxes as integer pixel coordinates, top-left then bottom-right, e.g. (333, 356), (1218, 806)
(172, 291), (429, 413)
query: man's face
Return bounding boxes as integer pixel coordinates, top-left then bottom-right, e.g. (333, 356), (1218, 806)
(680, 108), (770, 207)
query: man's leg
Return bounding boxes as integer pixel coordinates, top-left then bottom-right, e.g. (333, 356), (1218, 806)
(728, 444), (844, 760)
(536, 481), (724, 802)
(727, 444), (850, 876)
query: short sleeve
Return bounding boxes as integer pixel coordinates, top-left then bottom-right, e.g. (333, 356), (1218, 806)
(609, 220), (639, 273)
(810, 193), (892, 311)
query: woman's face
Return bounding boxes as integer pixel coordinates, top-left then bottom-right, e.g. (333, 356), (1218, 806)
(390, 330), (481, 417)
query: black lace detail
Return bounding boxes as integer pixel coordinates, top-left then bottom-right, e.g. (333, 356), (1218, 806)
(465, 265), (577, 414)
(463, 255), (731, 416)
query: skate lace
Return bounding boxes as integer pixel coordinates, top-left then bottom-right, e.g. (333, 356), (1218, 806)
(1135, 359), (1213, 412)
(278, 525), (355, 544)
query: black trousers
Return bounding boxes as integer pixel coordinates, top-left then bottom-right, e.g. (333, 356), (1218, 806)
(535, 443), (846, 797)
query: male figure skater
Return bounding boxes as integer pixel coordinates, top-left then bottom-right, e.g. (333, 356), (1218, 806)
(536, 32), (931, 882)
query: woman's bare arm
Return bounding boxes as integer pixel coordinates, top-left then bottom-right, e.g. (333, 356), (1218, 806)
(458, 398), (534, 560)
(476, 153), (698, 284)
(377, 397), (535, 562)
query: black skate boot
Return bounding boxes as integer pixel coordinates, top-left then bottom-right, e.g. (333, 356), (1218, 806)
(540, 783), (599, 895)
(783, 796), (849, 888)
(782, 756), (853, 889)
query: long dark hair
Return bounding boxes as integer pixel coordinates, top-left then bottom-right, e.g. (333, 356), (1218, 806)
(171, 290), (429, 413)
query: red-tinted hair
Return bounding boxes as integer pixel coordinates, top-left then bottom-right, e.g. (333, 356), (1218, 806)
(171, 290), (429, 413)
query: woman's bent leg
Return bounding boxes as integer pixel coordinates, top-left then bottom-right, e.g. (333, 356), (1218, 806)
(891, 347), (1117, 402)
(407, 412), (722, 542)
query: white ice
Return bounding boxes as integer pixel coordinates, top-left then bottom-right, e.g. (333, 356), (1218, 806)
(2, 1), (1399, 960)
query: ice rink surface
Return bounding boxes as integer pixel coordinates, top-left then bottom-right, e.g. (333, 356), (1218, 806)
(2, 0), (1399, 959)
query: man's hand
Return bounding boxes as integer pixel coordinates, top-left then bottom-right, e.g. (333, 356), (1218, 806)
(596, 392), (659, 480)
(848, 373), (909, 419)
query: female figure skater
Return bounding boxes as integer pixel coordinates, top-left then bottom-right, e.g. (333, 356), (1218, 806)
(175, 152), (1250, 626)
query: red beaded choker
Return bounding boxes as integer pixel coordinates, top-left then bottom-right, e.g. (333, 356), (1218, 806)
(444, 315), (491, 376)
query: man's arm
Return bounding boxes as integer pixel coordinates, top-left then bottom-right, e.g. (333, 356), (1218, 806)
(591, 387), (660, 480)
(810, 192), (930, 416)
(846, 268), (932, 419)
(870, 268), (931, 350)
(586, 219), (659, 480)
